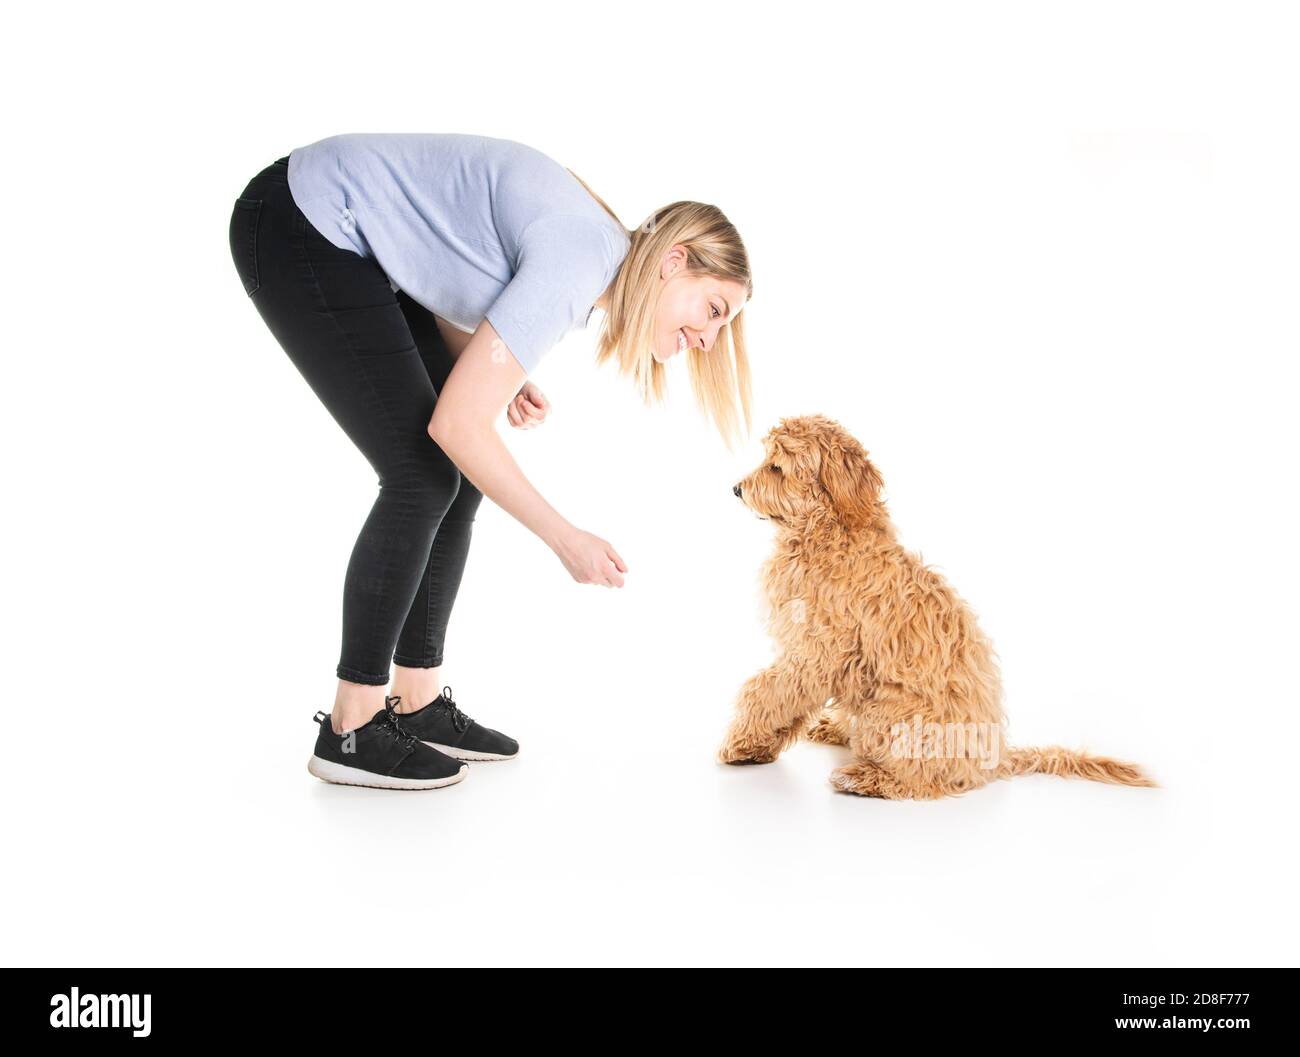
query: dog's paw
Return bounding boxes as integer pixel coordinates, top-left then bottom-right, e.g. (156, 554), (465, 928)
(805, 715), (850, 746)
(717, 739), (779, 766)
(829, 764), (886, 797)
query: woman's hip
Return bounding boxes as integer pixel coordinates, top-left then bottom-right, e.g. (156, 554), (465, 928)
(229, 156), (441, 475)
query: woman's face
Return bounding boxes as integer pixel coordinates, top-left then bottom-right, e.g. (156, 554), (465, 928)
(653, 245), (748, 363)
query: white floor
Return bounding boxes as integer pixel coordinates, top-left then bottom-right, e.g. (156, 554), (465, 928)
(7, 637), (1293, 967)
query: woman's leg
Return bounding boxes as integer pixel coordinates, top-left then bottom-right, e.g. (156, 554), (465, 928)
(231, 160), (463, 732)
(389, 292), (485, 710)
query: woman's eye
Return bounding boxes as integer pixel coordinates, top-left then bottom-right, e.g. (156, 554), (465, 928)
(711, 304), (721, 318)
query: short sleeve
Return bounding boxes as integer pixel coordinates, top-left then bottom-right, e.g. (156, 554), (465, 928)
(484, 215), (616, 375)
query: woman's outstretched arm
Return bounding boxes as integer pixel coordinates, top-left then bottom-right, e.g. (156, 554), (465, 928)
(427, 318), (628, 587)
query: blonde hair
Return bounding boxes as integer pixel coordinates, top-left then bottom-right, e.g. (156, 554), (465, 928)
(567, 169), (754, 450)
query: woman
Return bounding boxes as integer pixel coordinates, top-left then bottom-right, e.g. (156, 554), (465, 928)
(228, 133), (753, 790)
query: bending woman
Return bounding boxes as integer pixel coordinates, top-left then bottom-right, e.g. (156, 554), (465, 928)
(228, 133), (752, 790)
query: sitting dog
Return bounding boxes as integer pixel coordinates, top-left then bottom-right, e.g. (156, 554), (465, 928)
(717, 414), (1155, 799)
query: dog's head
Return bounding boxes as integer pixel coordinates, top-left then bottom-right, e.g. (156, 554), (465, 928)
(732, 414), (884, 531)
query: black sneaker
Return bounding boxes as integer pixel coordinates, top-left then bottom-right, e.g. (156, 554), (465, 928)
(307, 696), (468, 789)
(398, 685), (519, 761)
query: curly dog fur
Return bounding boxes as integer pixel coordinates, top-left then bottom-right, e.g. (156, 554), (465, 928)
(717, 414), (1155, 799)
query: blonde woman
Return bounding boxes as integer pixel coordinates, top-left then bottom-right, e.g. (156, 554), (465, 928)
(228, 133), (752, 790)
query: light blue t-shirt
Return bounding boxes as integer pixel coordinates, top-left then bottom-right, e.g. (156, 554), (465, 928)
(286, 132), (631, 375)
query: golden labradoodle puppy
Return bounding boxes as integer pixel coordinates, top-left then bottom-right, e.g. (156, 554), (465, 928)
(717, 414), (1155, 800)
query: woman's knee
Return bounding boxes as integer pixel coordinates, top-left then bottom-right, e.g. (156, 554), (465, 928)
(378, 447), (462, 517)
(444, 475), (483, 523)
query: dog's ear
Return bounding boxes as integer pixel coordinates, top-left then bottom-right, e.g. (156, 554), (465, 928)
(818, 438), (884, 528)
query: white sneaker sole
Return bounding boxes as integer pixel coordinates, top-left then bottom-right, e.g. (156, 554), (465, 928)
(307, 755), (468, 790)
(421, 740), (518, 762)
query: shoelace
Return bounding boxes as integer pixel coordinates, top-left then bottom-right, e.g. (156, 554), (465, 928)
(376, 695), (419, 752)
(432, 685), (472, 734)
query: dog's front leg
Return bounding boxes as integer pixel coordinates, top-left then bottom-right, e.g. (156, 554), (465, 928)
(717, 661), (825, 765)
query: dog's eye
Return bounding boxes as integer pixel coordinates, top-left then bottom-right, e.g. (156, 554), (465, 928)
(769, 464), (782, 474)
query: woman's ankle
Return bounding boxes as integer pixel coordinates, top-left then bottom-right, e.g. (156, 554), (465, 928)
(389, 663), (443, 713)
(332, 682), (388, 734)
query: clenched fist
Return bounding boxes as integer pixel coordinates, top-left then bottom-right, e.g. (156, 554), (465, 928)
(507, 381), (549, 429)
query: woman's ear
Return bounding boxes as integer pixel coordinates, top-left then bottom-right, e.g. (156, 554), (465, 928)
(817, 439), (884, 528)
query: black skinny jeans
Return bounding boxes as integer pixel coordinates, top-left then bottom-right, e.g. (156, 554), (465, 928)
(228, 155), (483, 686)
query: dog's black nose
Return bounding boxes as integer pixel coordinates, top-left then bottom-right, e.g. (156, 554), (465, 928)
(733, 483), (743, 498)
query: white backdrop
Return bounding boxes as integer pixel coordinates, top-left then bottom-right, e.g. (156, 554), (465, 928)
(4, 0), (1297, 967)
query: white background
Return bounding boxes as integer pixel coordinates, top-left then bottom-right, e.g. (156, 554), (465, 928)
(3, 0), (1297, 967)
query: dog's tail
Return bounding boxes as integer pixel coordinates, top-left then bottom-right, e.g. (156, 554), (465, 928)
(999, 745), (1156, 788)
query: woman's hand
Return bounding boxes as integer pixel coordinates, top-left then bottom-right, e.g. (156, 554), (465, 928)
(506, 381), (549, 429)
(553, 525), (628, 587)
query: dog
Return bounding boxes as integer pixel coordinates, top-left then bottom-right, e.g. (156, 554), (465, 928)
(717, 414), (1155, 799)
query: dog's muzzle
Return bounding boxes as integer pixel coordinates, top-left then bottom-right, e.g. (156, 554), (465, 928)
(733, 484), (743, 498)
